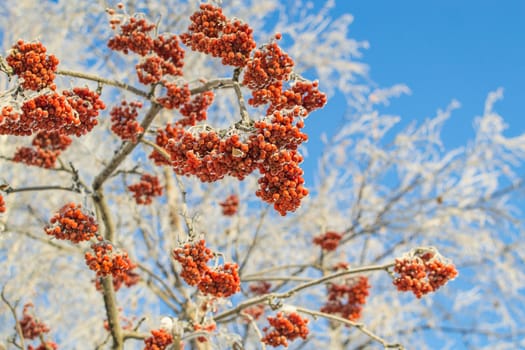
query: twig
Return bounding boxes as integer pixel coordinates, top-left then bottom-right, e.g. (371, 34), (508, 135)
(294, 306), (404, 349)
(1, 286), (24, 349)
(215, 262), (394, 322)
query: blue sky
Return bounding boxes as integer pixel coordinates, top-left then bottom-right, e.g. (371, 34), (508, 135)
(303, 0), (525, 179)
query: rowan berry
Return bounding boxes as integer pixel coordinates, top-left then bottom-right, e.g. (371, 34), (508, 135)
(6, 40), (59, 91)
(181, 4), (256, 67)
(320, 276), (370, 321)
(108, 17), (156, 56)
(32, 130), (72, 151)
(249, 281), (272, 295)
(313, 231), (343, 252)
(110, 100), (144, 142)
(198, 262), (241, 298)
(18, 303), (50, 340)
(262, 312), (309, 347)
(128, 174), (163, 205)
(173, 239), (214, 286)
(12, 147), (58, 168)
(28, 342), (58, 350)
(178, 91), (214, 126)
(393, 248), (458, 298)
(85, 242), (136, 279)
(0, 194), (5, 213)
(45, 203), (98, 243)
(61, 87), (105, 136)
(144, 328), (173, 350)
(219, 194), (239, 216)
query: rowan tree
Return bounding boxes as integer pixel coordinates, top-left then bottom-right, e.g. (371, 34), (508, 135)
(0, 1), (524, 350)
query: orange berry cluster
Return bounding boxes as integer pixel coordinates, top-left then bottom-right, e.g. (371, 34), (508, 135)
(0, 194), (5, 213)
(28, 341), (58, 350)
(198, 262), (241, 298)
(0, 87), (105, 137)
(313, 231), (343, 252)
(178, 91), (215, 127)
(110, 100), (144, 142)
(242, 36), (294, 92)
(107, 17), (156, 56)
(85, 242), (136, 279)
(173, 239), (214, 286)
(155, 118), (308, 214)
(262, 312), (309, 347)
(61, 87), (105, 136)
(320, 276), (370, 321)
(136, 35), (185, 85)
(128, 173), (163, 205)
(243, 304), (265, 321)
(249, 281), (272, 295)
(6, 40), (59, 91)
(393, 248), (458, 298)
(95, 268), (140, 292)
(180, 4), (256, 67)
(219, 194), (239, 216)
(173, 239), (240, 297)
(143, 329), (173, 350)
(12, 146), (58, 169)
(45, 203), (98, 243)
(18, 303), (50, 340)
(13, 130), (72, 169)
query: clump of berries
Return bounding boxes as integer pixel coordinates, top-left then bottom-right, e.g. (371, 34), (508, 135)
(321, 276), (370, 321)
(128, 173), (163, 205)
(219, 194), (239, 216)
(94, 268), (140, 292)
(313, 231), (343, 252)
(173, 239), (240, 297)
(45, 203), (98, 243)
(393, 247), (458, 298)
(18, 303), (50, 340)
(85, 242), (136, 280)
(6, 40), (59, 91)
(144, 328), (173, 350)
(28, 341), (58, 350)
(262, 312), (309, 347)
(110, 100), (144, 142)
(180, 4), (256, 67)
(13, 130), (72, 169)
(0, 194), (6, 213)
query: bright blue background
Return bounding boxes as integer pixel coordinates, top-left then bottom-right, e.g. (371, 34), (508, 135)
(303, 0), (525, 180)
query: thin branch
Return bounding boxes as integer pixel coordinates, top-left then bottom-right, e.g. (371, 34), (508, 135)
(3, 185), (80, 195)
(294, 307), (404, 349)
(1, 287), (24, 349)
(215, 262), (394, 322)
(57, 69), (149, 98)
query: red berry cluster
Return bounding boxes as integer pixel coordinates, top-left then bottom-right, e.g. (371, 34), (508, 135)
(15, 130), (71, 169)
(61, 87), (106, 136)
(12, 146), (58, 169)
(44, 203), (98, 243)
(242, 35), (294, 91)
(180, 4), (256, 67)
(193, 321), (217, 343)
(28, 341), (58, 350)
(157, 82), (191, 110)
(136, 35), (185, 84)
(173, 239), (240, 297)
(178, 91), (214, 127)
(154, 118), (308, 214)
(393, 248), (458, 298)
(0, 87), (104, 137)
(262, 312), (309, 347)
(313, 231), (343, 252)
(198, 262), (241, 298)
(219, 194), (239, 216)
(95, 268), (140, 292)
(107, 17), (156, 56)
(143, 329), (173, 350)
(128, 174), (163, 205)
(173, 239), (214, 286)
(320, 276), (370, 321)
(6, 40), (59, 91)
(85, 242), (136, 279)
(110, 100), (144, 142)
(18, 303), (50, 340)
(249, 281), (272, 295)
(243, 304), (265, 321)
(0, 194), (5, 213)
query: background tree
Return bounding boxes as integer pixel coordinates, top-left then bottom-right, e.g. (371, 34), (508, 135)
(0, 1), (524, 349)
